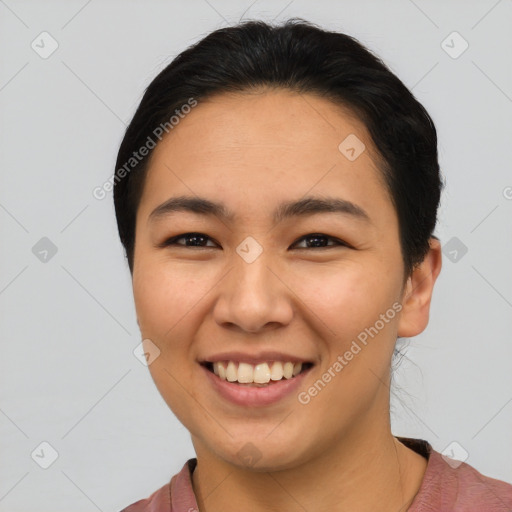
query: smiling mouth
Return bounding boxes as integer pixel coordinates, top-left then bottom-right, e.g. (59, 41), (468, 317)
(201, 361), (314, 386)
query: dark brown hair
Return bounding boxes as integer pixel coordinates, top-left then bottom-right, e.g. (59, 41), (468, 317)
(113, 18), (442, 275)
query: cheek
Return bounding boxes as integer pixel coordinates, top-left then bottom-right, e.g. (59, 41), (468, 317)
(132, 259), (211, 339)
(290, 266), (401, 421)
(291, 261), (400, 336)
(132, 261), (211, 420)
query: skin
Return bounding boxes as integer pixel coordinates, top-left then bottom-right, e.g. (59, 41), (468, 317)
(131, 89), (442, 512)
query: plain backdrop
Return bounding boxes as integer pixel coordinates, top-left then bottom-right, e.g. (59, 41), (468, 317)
(1, 0), (511, 510)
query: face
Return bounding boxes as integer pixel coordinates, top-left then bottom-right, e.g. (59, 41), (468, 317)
(132, 89), (430, 471)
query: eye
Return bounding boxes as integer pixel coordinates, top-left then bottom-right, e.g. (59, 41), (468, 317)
(159, 232), (350, 250)
(291, 233), (349, 249)
(161, 232), (218, 248)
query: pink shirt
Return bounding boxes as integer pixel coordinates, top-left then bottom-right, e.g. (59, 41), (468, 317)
(119, 438), (512, 511)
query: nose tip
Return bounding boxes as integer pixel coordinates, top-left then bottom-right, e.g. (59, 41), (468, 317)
(212, 258), (294, 333)
(218, 300), (290, 334)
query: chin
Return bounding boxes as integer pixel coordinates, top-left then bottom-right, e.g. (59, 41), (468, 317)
(206, 432), (313, 473)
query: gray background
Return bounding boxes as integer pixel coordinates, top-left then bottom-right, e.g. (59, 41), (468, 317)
(1, 0), (511, 510)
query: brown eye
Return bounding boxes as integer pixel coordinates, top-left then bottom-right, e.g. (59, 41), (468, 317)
(291, 234), (348, 249)
(162, 232), (218, 248)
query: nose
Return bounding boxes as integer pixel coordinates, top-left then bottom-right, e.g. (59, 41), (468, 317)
(212, 251), (294, 333)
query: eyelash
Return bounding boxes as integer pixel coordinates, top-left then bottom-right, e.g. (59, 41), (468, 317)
(160, 232), (350, 250)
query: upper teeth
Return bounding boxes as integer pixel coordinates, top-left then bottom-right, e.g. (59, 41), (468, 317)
(212, 361), (303, 383)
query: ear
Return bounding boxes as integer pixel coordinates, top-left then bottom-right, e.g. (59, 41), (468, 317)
(397, 237), (442, 338)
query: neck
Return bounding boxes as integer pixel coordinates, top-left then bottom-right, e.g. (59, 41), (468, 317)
(191, 420), (427, 512)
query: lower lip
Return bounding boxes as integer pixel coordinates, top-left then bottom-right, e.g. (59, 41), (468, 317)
(201, 364), (313, 407)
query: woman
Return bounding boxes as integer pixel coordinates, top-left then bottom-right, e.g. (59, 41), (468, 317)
(115, 18), (512, 511)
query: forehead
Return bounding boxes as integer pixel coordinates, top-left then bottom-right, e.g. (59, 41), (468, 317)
(139, 89), (394, 227)
(151, 89), (377, 163)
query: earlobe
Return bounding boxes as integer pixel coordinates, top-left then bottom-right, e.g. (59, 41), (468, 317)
(397, 238), (442, 338)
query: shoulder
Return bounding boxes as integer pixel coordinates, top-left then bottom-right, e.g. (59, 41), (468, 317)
(402, 438), (512, 511)
(118, 459), (197, 512)
(119, 482), (170, 512)
(434, 453), (512, 511)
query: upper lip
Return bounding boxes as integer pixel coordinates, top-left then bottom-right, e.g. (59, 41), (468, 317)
(199, 351), (315, 365)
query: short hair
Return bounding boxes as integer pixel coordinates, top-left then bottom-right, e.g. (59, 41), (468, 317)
(113, 18), (442, 275)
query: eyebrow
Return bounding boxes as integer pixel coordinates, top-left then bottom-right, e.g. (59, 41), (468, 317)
(148, 195), (371, 225)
